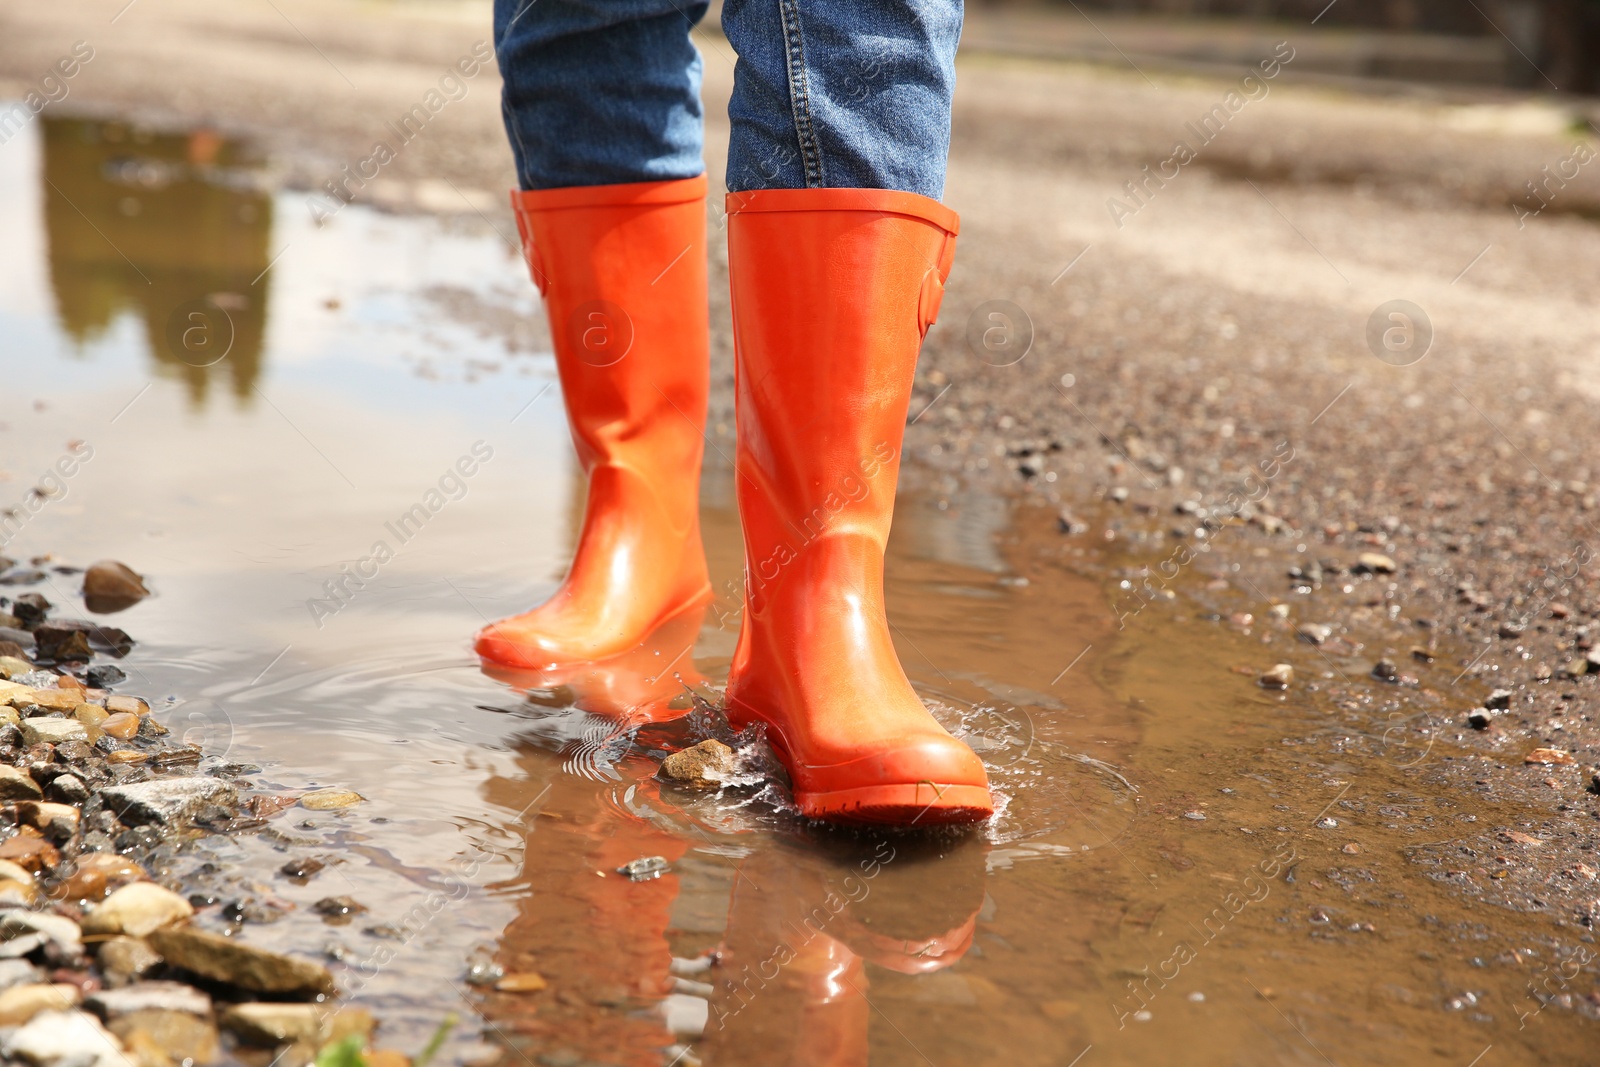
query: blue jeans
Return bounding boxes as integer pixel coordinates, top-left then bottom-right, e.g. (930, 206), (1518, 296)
(493, 0), (962, 199)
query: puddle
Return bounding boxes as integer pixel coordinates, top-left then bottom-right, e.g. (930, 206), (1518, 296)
(2, 114), (1595, 1065)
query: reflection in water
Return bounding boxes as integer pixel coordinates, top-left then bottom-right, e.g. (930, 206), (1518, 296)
(42, 116), (272, 405)
(469, 488), (1122, 1066)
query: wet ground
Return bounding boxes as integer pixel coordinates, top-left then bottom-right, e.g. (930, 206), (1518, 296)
(3, 108), (1598, 1066)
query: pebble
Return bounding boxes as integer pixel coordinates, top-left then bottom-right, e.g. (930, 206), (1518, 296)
(0, 836), (59, 875)
(146, 926), (336, 996)
(221, 1002), (321, 1044)
(83, 882), (195, 938)
(103, 695), (149, 717)
(1183, 810), (1207, 820)
(1259, 664), (1294, 689)
(0, 911), (82, 957)
(82, 561), (149, 613)
(616, 856), (671, 881)
(0, 764), (43, 801)
(495, 972), (548, 993)
(1356, 552), (1397, 574)
(300, 788), (363, 810)
(313, 896), (366, 919)
(279, 857), (326, 882)
(1524, 748), (1576, 766)
(4, 1009), (135, 1067)
(84, 665), (126, 689)
(16, 801), (79, 840)
(98, 777), (239, 828)
(0, 983), (80, 1026)
(96, 938), (163, 987)
(1296, 624), (1332, 645)
(1485, 689), (1513, 711)
(659, 740), (736, 790)
(45, 773), (90, 804)
(84, 983), (208, 1024)
(100, 713), (139, 740)
(19, 718), (87, 746)
(58, 857), (148, 908)
(1466, 708), (1496, 730)
(1371, 659), (1398, 682)
(33, 623), (93, 662)
(111, 1009), (218, 1066)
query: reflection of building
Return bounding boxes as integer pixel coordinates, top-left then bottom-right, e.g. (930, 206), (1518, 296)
(42, 117), (273, 407)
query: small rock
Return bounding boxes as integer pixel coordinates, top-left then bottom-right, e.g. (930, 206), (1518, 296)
(300, 788), (362, 810)
(278, 857), (325, 882)
(95, 938), (162, 988)
(1259, 664), (1294, 690)
(110, 1009), (217, 1067)
(20, 718), (87, 747)
(0, 836), (60, 875)
(15, 801), (79, 840)
(99, 777), (238, 828)
(1525, 748), (1576, 766)
(6, 1010), (135, 1067)
(0, 656), (34, 679)
(59, 854), (147, 905)
(0, 910), (82, 957)
(45, 773), (89, 805)
(313, 897), (366, 920)
(103, 696), (148, 717)
(1498, 621), (1526, 639)
(1183, 810), (1207, 821)
(100, 714), (139, 741)
(85, 981), (210, 1018)
(1410, 646), (1436, 663)
(659, 740), (736, 790)
(83, 883), (195, 938)
(146, 926), (335, 996)
(1371, 660), (1398, 682)
(1296, 624), (1332, 645)
(495, 972), (547, 993)
(616, 856), (670, 881)
(221, 1002), (322, 1044)
(1056, 510), (1089, 535)
(1466, 708), (1496, 730)
(1341, 843), (1361, 854)
(1485, 689), (1513, 711)
(10, 594), (49, 625)
(0, 765), (43, 801)
(1355, 552), (1397, 574)
(0, 984), (80, 1026)
(84, 666), (126, 689)
(82, 563), (149, 615)
(32, 623), (93, 662)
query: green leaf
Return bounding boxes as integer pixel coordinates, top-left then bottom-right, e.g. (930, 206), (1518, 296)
(316, 1035), (367, 1067)
(413, 1013), (458, 1067)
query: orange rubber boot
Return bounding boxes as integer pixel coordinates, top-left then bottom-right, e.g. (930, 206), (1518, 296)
(723, 189), (993, 825)
(476, 177), (712, 670)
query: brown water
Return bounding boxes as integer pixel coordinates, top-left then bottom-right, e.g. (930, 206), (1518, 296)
(3, 114), (1595, 1066)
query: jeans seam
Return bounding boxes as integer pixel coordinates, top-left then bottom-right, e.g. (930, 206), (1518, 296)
(776, 0), (825, 187)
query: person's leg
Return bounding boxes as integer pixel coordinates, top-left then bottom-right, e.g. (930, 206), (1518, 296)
(718, 0), (993, 823)
(477, 0), (715, 673)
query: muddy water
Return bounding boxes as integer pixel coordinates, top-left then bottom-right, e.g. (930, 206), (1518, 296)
(2, 115), (1594, 1065)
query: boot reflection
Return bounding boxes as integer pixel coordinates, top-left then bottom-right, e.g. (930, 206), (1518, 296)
(480, 746), (690, 1065)
(702, 833), (988, 1066)
(479, 602), (708, 724)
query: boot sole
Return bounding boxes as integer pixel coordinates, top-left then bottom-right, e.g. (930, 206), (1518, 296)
(796, 783), (994, 826)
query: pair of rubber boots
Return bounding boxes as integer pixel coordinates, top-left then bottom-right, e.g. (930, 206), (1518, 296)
(474, 175), (992, 825)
